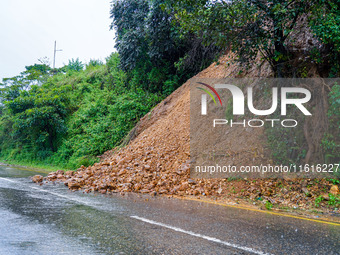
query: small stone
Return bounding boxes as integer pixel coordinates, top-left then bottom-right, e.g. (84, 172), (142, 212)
(65, 171), (74, 177)
(140, 189), (150, 193)
(68, 181), (80, 189)
(330, 185), (339, 195)
(118, 169), (127, 176)
(193, 190), (199, 196)
(134, 183), (142, 191)
(188, 179), (196, 184)
(32, 175), (43, 183)
(302, 188), (311, 197)
(56, 170), (64, 175)
(322, 194), (330, 201)
(263, 190), (272, 196)
(250, 193), (259, 200)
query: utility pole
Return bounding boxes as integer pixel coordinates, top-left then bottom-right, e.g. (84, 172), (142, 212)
(53, 41), (63, 69)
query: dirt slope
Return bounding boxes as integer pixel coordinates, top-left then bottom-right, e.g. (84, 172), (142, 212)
(45, 53), (339, 214)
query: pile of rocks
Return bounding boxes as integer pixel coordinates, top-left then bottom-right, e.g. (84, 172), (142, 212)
(31, 54), (339, 212)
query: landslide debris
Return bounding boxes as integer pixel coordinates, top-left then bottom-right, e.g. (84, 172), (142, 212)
(42, 53), (339, 213)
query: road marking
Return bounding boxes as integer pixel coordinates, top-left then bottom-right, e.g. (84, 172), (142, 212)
(1, 177), (269, 254)
(0, 177), (92, 206)
(175, 196), (340, 227)
(131, 215), (271, 255)
(2, 177), (339, 253)
(0, 177), (16, 183)
(1, 177), (270, 254)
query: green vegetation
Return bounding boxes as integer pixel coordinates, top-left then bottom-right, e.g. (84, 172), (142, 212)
(265, 201), (273, 210)
(168, 0), (314, 77)
(0, 0), (224, 170)
(314, 194), (340, 208)
(110, 0), (221, 94)
(0, 54), (161, 169)
(168, 0), (340, 78)
(314, 195), (323, 208)
(321, 84), (340, 175)
(328, 193), (340, 206)
(310, 0), (340, 77)
(265, 111), (307, 165)
(329, 179), (340, 185)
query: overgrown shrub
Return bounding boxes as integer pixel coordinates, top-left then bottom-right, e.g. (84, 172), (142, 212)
(0, 54), (162, 169)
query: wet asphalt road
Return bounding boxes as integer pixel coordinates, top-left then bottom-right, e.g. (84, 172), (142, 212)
(0, 165), (339, 255)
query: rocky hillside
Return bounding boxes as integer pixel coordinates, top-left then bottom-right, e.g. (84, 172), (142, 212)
(43, 53), (339, 214)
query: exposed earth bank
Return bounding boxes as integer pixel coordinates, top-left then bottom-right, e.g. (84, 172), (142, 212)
(37, 53), (339, 216)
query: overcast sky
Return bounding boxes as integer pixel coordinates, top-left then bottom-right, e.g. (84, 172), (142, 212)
(0, 0), (115, 81)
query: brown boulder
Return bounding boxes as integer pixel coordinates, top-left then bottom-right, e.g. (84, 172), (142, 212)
(193, 190), (199, 196)
(32, 175), (44, 183)
(68, 180), (81, 189)
(118, 169), (127, 176)
(134, 183), (142, 191)
(46, 173), (57, 180)
(65, 171), (74, 177)
(322, 193), (330, 201)
(56, 170), (64, 175)
(330, 185), (339, 195)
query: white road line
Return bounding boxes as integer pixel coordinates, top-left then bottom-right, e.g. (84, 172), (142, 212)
(0, 177), (92, 206)
(0, 177), (16, 183)
(131, 216), (272, 255)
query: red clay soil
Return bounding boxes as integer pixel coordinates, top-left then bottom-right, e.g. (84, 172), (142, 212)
(44, 53), (339, 215)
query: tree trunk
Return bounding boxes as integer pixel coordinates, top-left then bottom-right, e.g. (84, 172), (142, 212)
(46, 126), (55, 152)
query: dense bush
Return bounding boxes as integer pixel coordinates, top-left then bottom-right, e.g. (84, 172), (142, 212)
(168, 0), (313, 77)
(110, 0), (221, 94)
(0, 54), (162, 169)
(310, 0), (340, 77)
(321, 84), (340, 172)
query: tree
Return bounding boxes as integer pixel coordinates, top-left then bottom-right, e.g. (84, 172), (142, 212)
(24, 63), (51, 85)
(170, 0), (314, 77)
(0, 63), (52, 106)
(6, 85), (69, 152)
(67, 58), (84, 72)
(310, 0), (340, 77)
(110, 0), (221, 93)
(0, 76), (27, 102)
(110, 0), (150, 71)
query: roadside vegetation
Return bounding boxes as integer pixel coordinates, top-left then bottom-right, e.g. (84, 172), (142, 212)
(0, 0), (222, 169)
(0, 55), (162, 169)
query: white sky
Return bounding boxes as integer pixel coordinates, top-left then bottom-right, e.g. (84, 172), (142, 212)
(0, 0), (115, 81)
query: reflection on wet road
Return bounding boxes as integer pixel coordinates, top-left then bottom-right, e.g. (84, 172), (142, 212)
(0, 165), (339, 254)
